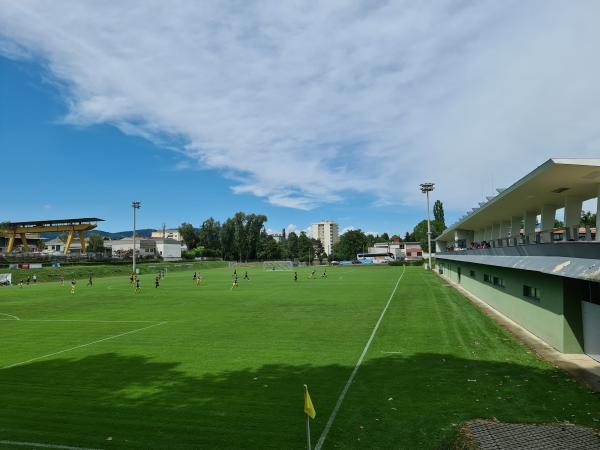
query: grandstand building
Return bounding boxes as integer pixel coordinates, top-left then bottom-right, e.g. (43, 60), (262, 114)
(311, 220), (339, 256)
(436, 159), (600, 362)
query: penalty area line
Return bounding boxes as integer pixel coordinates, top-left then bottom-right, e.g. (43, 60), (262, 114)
(315, 265), (406, 450)
(0, 313), (19, 320)
(0, 440), (104, 450)
(0, 319), (162, 324)
(0, 440), (103, 450)
(2, 321), (167, 370)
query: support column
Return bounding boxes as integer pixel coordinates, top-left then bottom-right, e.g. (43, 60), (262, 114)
(502, 221), (511, 245)
(492, 223), (502, 246)
(596, 186), (600, 241)
(564, 196), (583, 241)
(64, 230), (74, 255)
(78, 230), (86, 254)
(511, 216), (522, 245)
(524, 211), (537, 244)
(7, 233), (15, 252)
(540, 204), (557, 243)
(20, 233), (29, 252)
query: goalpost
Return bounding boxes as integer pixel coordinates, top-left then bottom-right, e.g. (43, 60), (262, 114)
(263, 260), (294, 271)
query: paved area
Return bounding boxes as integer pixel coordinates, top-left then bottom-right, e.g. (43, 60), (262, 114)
(437, 272), (600, 393)
(462, 420), (600, 449)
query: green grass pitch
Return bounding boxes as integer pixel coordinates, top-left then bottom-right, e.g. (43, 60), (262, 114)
(0, 266), (598, 449)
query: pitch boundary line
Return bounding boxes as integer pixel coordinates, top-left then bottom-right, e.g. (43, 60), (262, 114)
(0, 440), (104, 450)
(315, 265), (406, 450)
(0, 319), (161, 324)
(2, 321), (167, 370)
(0, 313), (19, 320)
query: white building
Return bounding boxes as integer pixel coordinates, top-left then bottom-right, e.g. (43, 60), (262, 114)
(154, 238), (182, 260)
(311, 220), (340, 256)
(151, 229), (183, 241)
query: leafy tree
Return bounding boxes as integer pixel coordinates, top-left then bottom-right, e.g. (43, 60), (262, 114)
(580, 210), (596, 227)
(391, 234), (400, 241)
(332, 229), (368, 260)
(220, 219), (235, 260)
(380, 232), (390, 241)
(433, 200), (445, 226)
(257, 233), (280, 260)
(412, 219), (445, 252)
(198, 217), (221, 250)
(245, 213), (268, 260)
(297, 232), (313, 263)
(554, 219), (565, 228)
(404, 231), (414, 242)
(87, 234), (105, 253)
(314, 239), (325, 264)
(287, 232), (299, 259)
(179, 223), (200, 250)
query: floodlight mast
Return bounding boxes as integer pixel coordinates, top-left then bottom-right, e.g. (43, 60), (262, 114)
(419, 183), (435, 270)
(132, 201), (141, 274)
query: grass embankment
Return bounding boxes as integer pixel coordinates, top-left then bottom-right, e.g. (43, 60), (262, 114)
(3, 260), (227, 283)
(0, 266), (597, 449)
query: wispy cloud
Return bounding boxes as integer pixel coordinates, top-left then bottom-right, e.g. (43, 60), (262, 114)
(1, 1), (600, 211)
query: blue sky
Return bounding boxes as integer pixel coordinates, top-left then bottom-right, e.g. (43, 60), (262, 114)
(0, 56), (424, 234)
(1, 1), (599, 234)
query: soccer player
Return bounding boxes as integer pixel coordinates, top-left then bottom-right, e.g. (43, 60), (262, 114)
(26, 276), (30, 286)
(310, 269), (316, 279)
(155, 276), (160, 288)
(60, 275), (65, 286)
(87, 274), (93, 287)
(70, 279), (76, 294)
(32, 275), (37, 284)
(135, 278), (141, 293)
(322, 270), (327, 279)
(19, 279), (24, 288)
(129, 273), (135, 284)
(294, 271), (298, 282)
(196, 273), (203, 286)
(244, 271), (250, 280)
(231, 273), (239, 289)
(193, 272), (197, 282)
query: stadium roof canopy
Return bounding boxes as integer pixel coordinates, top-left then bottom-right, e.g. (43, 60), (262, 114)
(7, 218), (104, 227)
(437, 158), (600, 242)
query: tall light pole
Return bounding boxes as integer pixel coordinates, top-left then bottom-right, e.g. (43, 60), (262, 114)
(420, 183), (435, 270)
(132, 201), (141, 274)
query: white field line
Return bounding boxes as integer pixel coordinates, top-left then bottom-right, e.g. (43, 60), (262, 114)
(0, 440), (104, 450)
(0, 313), (19, 320)
(315, 265), (406, 450)
(2, 321), (167, 370)
(0, 319), (160, 323)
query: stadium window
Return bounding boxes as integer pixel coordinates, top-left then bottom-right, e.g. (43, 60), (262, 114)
(523, 285), (540, 300)
(483, 274), (491, 283)
(469, 270), (476, 278)
(417, 251), (422, 256)
(493, 276), (505, 289)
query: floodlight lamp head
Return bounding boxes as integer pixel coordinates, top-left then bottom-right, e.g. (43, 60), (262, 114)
(132, 201), (141, 209)
(419, 182), (435, 193)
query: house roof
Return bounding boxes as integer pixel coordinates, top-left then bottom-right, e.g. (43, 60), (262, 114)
(438, 158), (600, 242)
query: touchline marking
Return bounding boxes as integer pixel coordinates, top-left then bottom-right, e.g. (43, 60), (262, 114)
(2, 321), (167, 370)
(315, 265), (406, 450)
(0, 440), (104, 450)
(0, 313), (19, 320)
(0, 319), (161, 324)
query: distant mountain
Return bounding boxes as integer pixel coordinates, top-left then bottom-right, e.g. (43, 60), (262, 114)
(40, 229), (157, 240)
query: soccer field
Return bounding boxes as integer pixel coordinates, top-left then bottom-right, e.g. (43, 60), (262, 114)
(0, 266), (598, 449)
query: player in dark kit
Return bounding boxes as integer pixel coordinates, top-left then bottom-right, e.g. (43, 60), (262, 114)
(294, 272), (298, 282)
(244, 271), (250, 280)
(155, 276), (160, 288)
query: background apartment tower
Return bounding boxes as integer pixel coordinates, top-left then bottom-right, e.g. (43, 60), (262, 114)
(310, 220), (340, 256)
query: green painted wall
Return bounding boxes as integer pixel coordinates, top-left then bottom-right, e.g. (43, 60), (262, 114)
(438, 259), (582, 353)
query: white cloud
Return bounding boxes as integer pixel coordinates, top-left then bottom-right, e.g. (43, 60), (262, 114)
(1, 1), (600, 211)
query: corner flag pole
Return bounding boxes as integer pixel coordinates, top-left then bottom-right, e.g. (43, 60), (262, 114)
(304, 384), (316, 450)
(306, 413), (311, 450)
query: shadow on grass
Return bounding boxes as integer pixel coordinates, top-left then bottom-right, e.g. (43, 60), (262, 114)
(0, 352), (598, 449)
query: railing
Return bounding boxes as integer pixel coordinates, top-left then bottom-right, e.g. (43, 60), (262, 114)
(439, 241), (600, 259)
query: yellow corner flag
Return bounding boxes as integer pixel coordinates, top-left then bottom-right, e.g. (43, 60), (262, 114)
(304, 384), (316, 419)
